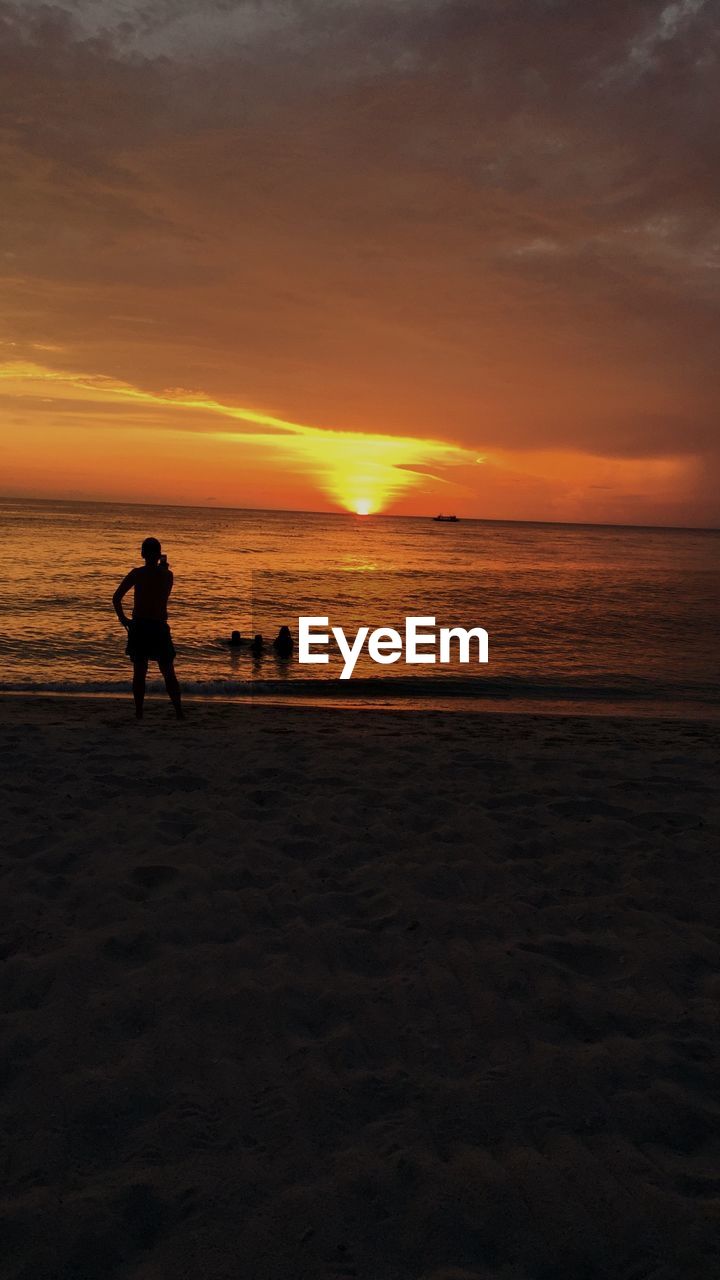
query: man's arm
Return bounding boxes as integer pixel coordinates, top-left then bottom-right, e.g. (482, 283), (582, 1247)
(112, 570), (137, 628)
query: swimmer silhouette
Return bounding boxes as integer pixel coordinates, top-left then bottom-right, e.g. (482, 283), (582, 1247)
(112, 537), (184, 720)
(273, 626), (294, 658)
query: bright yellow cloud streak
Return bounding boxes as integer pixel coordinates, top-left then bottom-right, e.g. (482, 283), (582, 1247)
(0, 360), (471, 513)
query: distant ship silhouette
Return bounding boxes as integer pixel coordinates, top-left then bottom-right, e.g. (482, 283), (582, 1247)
(432, 513), (459, 522)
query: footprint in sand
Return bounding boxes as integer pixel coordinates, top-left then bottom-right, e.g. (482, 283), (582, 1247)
(156, 816), (197, 841)
(519, 936), (619, 977)
(173, 1097), (228, 1153)
(117, 1182), (167, 1251)
(248, 788), (280, 807)
(250, 1083), (294, 1155)
(612, 1251), (674, 1280)
(102, 932), (157, 966)
(130, 864), (179, 890)
(281, 839), (321, 859)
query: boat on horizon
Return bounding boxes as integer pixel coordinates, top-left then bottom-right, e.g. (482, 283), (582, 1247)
(433, 513), (459, 522)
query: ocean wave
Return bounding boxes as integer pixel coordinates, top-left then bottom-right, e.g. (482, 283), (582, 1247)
(1, 674), (718, 706)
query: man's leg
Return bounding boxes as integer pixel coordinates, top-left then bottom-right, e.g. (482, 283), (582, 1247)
(132, 658), (148, 719)
(160, 662), (184, 719)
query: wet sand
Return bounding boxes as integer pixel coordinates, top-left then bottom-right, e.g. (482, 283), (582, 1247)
(1, 695), (719, 1279)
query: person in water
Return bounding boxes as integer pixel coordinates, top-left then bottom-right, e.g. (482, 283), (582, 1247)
(112, 537), (184, 720)
(273, 626), (293, 658)
(228, 630), (243, 648)
(250, 633), (264, 657)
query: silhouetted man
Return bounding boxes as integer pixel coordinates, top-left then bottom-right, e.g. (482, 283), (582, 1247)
(112, 537), (184, 719)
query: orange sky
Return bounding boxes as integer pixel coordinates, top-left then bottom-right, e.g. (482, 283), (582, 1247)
(1, 1), (718, 525)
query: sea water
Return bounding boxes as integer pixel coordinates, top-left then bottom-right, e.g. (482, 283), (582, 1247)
(1, 498), (718, 716)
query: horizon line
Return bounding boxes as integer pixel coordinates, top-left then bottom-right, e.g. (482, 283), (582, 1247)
(0, 492), (718, 535)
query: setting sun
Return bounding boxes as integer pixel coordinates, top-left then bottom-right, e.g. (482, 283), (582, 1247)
(0, 361), (473, 516)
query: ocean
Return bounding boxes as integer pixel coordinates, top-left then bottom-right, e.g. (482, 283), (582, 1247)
(1, 498), (718, 716)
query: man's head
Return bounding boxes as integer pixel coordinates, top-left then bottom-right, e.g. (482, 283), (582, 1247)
(141, 536), (162, 564)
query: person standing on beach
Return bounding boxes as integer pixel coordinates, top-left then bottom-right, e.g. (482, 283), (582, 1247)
(112, 538), (184, 720)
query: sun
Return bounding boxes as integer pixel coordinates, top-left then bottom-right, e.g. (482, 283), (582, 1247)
(353, 499), (373, 516)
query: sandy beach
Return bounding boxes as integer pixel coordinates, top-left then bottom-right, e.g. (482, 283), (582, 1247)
(1, 695), (719, 1279)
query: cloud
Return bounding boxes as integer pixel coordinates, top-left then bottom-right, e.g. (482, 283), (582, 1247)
(0, 358), (474, 513)
(1, 0), (719, 521)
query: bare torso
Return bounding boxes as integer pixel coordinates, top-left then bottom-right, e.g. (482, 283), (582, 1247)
(131, 565), (173, 621)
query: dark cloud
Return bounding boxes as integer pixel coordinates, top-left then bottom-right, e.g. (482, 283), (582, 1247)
(1, 0), (719, 520)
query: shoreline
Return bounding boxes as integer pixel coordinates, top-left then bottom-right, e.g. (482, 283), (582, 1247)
(1, 688), (718, 722)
